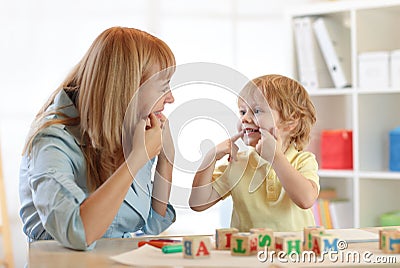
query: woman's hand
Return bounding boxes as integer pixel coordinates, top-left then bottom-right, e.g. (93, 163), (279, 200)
(256, 127), (282, 162)
(158, 114), (175, 164)
(130, 113), (162, 169)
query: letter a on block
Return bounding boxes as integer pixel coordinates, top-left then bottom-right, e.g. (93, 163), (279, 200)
(312, 238), (321, 255)
(196, 241), (210, 256)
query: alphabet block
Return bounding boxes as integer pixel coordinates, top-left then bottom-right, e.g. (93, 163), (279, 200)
(381, 230), (400, 254)
(230, 232), (258, 256)
(379, 228), (399, 250)
(216, 228), (238, 250)
(311, 233), (339, 256)
(250, 228), (275, 251)
(275, 235), (302, 255)
(303, 226), (325, 251)
(183, 236), (212, 259)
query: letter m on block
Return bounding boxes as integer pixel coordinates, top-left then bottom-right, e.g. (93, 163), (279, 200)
(323, 238), (338, 252)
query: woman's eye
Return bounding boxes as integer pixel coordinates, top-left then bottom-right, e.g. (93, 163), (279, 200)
(254, 108), (261, 114)
(239, 110), (246, 116)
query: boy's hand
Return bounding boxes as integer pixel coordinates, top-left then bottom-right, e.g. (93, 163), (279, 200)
(214, 131), (243, 162)
(256, 127), (282, 162)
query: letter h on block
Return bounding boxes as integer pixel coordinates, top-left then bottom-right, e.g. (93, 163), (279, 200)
(216, 228), (238, 250)
(275, 235), (302, 255)
(231, 233), (258, 256)
(183, 236), (212, 259)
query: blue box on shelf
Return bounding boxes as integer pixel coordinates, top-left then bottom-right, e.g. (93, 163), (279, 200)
(389, 127), (400, 171)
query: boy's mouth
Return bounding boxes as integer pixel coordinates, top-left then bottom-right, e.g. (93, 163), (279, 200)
(244, 127), (260, 134)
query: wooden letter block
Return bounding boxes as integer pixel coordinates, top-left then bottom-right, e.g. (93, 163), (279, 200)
(382, 230), (400, 254)
(183, 236), (212, 259)
(250, 228), (275, 251)
(275, 235), (302, 255)
(311, 233), (339, 255)
(230, 232), (258, 256)
(216, 228), (238, 250)
(379, 228), (399, 250)
(303, 226), (325, 251)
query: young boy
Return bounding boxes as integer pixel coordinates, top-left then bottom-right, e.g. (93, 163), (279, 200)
(189, 74), (319, 232)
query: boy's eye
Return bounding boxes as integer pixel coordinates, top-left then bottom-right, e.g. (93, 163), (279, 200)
(254, 108), (261, 114)
(239, 110), (246, 116)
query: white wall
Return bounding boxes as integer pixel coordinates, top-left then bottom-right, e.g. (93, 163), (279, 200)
(0, 0), (312, 266)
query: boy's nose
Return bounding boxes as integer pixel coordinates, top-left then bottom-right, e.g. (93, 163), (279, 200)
(241, 111), (253, 123)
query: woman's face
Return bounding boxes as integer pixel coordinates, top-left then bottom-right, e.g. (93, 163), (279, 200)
(138, 65), (175, 124)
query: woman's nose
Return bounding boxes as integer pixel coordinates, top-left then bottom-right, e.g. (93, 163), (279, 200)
(165, 91), (174, 104)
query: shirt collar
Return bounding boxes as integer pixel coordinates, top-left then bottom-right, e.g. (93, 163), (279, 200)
(246, 143), (298, 168)
(51, 89), (85, 146)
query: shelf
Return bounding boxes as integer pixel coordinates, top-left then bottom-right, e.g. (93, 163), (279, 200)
(307, 88), (354, 96)
(318, 169), (354, 178)
(359, 171), (400, 180)
(288, 0), (400, 229)
(357, 88), (400, 94)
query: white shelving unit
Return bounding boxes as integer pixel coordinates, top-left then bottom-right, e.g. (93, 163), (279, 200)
(286, 0), (400, 228)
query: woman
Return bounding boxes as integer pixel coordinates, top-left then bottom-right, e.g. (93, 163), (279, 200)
(19, 27), (176, 250)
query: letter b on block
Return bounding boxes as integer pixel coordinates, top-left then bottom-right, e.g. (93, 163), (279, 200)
(183, 236), (212, 259)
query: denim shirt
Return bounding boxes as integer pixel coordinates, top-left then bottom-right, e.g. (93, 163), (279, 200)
(19, 90), (176, 250)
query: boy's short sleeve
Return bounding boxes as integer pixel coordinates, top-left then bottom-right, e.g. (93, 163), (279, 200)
(296, 152), (320, 192)
(211, 162), (232, 200)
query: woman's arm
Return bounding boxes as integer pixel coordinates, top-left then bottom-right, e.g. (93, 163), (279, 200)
(80, 114), (162, 246)
(151, 118), (174, 216)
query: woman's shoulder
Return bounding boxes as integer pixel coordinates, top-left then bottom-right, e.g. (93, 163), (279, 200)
(32, 123), (81, 151)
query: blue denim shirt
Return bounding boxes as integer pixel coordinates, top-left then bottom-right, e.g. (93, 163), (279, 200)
(19, 90), (176, 250)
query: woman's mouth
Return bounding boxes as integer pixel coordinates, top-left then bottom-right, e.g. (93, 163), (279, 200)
(154, 111), (163, 119)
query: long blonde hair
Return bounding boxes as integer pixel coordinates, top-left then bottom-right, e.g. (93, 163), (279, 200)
(244, 74), (316, 151)
(23, 27), (175, 191)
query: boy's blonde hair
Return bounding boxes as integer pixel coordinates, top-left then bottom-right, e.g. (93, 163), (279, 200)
(23, 27), (175, 191)
(245, 74), (316, 151)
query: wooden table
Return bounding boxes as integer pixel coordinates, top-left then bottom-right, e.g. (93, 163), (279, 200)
(29, 228), (400, 268)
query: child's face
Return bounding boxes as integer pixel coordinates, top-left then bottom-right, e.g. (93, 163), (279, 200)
(237, 96), (280, 147)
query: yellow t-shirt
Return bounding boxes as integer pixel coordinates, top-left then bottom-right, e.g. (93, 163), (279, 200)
(212, 145), (320, 232)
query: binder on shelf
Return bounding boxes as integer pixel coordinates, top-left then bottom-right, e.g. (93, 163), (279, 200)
(329, 199), (353, 229)
(293, 17), (333, 90)
(312, 17), (351, 89)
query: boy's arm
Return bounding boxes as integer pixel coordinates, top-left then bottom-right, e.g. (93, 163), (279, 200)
(190, 132), (243, 211)
(272, 151), (319, 209)
(189, 151), (222, 211)
(256, 127), (318, 209)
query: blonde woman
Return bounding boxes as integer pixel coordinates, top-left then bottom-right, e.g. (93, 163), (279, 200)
(19, 27), (176, 250)
(190, 74), (319, 232)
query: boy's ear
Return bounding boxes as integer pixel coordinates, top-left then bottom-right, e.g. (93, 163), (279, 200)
(283, 119), (299, 132)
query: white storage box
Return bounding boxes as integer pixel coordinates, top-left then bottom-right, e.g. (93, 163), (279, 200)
(358, 51), (389, 88)
(390, 50), (400, 88)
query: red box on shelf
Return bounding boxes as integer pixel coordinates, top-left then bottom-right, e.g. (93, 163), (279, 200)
(320, 130), (353, 169)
